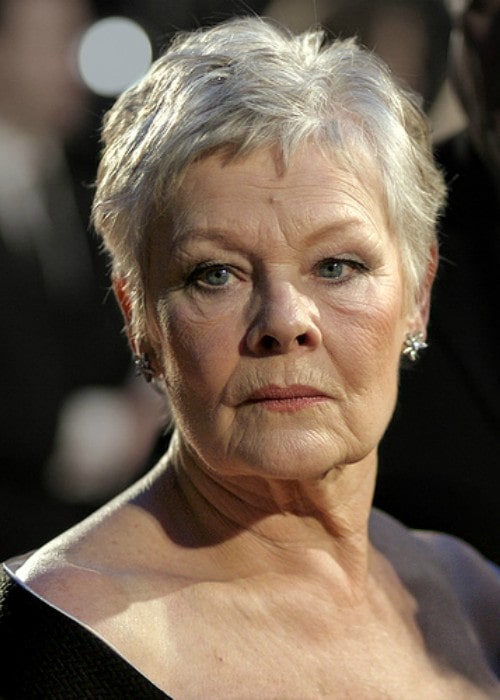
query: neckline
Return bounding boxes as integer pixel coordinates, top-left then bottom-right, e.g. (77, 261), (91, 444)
(3, 556), (168, 697)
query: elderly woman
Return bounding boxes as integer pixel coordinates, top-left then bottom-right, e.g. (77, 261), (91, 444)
(1, 16), (499, 699)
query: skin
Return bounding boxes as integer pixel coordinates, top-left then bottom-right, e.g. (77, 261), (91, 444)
(15, 145), (499, 698)
(146, 146), (417, 483)
(128, 143), (419, 584)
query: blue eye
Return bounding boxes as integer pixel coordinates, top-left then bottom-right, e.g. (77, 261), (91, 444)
(316, 258), (366, 283)
(318, 260), (346, 279)
(202, 266), (230, 286)
(187, 263), (233, 289)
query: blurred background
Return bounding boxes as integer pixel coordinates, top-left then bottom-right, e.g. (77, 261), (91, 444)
(3, 0), (498, 564)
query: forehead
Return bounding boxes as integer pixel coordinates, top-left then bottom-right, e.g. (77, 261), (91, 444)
(171, 145), (389, 242)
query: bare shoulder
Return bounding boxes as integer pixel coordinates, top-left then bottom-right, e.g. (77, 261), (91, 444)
(411, 529), (500, 597)
(13, 461), (193, 634)
(16, 464), (164, 589)
(14, 505), (132, 624)
(412, 529), (500, 663)
(370, 508), (500, 676)
(371, 508), (499, 618)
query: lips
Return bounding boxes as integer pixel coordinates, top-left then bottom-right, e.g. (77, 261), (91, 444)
(243, 384), (330, 412)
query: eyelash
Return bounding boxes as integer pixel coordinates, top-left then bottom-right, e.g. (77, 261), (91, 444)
(315, 258), (368, 283)
(185, 257), (369, 292)
(185, 261), (236, 291)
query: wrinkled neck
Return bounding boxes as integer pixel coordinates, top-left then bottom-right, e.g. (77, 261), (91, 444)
(158, 431), (378, 590)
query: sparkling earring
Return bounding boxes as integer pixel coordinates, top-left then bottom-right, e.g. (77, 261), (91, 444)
(133, 353), (155, 382)
(402, 331), (427, 362)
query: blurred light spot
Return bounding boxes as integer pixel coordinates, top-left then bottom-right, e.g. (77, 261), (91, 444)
(78, 17), (152, 97)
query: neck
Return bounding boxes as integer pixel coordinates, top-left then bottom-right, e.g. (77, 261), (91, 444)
(151, 432), (379, 593)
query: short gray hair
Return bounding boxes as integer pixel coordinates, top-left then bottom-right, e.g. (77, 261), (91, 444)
(93, 16), (446, 342)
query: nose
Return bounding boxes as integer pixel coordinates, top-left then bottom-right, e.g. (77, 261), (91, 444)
(245, 279), (322, 356)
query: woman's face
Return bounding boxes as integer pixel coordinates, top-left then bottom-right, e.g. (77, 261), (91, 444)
(145, 145), (422, 481)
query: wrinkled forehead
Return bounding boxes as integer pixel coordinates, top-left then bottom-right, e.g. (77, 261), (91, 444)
(164, 142), (390, 243)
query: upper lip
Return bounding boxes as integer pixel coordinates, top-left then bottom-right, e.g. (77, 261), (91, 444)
(245, 384), (328, 402)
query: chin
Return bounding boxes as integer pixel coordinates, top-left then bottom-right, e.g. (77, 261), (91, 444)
(209, 427), (366, 481)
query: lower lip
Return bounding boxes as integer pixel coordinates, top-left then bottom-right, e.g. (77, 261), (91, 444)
(247, 396), (329, 413)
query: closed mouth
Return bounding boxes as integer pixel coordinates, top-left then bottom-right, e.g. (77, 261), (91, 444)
(243, 385), (329, 411)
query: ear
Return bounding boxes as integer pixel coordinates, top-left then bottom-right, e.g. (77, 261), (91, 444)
(112, 276), (138, 353)
(112, 276), (164, 380)
(408, 244), (438, 333)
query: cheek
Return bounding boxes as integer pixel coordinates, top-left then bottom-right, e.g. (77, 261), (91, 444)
(154, 299), (242, 403)
(329, 302), (406, 447)
(324, 305), (406, 444)
(324, 287), (406, 371)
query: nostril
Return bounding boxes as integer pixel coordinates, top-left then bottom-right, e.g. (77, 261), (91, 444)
(261, 335), (275, 350)
(260, 332), (308, 351)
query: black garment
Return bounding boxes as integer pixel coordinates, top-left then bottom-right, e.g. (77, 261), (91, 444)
(0, 566), (170, 699)
(376, 131), (500, 564)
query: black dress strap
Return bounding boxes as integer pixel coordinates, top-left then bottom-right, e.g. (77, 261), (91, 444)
(0, 566), (172, 699)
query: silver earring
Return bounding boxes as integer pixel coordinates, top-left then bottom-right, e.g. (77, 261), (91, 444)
(402, 331), (427, 362)
(133, 353), (155, 382)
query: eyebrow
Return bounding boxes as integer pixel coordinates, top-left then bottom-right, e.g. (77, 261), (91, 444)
(172, 217), (379, 247)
